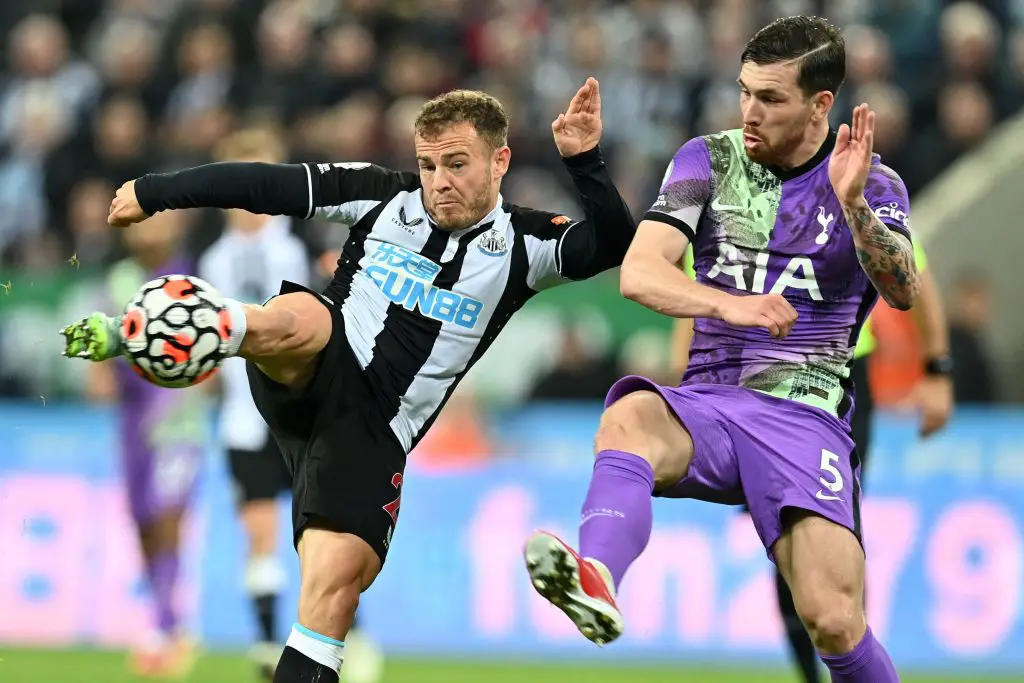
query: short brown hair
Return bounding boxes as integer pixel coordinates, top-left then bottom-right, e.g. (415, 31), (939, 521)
(414, 89), (509, 150)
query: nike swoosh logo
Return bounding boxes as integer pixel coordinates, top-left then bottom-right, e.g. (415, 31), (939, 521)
(710, 197), (748, 213)
(816, 490), (842, 501)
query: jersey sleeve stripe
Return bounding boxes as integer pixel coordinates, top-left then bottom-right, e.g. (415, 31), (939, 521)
(642, 210), (695, 242)
(882, 221), (911, 241)
(303, 163), (314, 220)
(554, 221), (582, 277)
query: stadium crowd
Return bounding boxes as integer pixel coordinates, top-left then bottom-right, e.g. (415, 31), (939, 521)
(0, 0), (1015, 409)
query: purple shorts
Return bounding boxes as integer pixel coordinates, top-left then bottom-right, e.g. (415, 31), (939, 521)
(606, 378), (862, 561)
(121, 444), (203, 525)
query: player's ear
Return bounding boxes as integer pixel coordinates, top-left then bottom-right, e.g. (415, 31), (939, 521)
(492, 144), (511, 180)
(813, 90), (834, 123)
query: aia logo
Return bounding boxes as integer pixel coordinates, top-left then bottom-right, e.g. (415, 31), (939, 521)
(382, 472), (403, 526)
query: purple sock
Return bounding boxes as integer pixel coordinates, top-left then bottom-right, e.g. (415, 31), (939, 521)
(147, 551), (181, 634)
(821, 627), (899, 682)
(578, 449), (655, 589)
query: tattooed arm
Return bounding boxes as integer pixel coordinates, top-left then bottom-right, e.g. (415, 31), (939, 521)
(841, 198), (920, 310)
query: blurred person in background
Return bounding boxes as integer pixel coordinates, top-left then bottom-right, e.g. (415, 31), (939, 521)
(86, 208), (206, 678)
(527, 315), (621, 402)
(948, 271), (997, 404)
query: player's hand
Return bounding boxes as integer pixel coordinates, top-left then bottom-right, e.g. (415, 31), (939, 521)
(829, 103), (875, 206)
(719, 294), (798, 339)
(552, 77), (602, 157)
(915, 375), (954, 437)
(108, 179), (150, 227)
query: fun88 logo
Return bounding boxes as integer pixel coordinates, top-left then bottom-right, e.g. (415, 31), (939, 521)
(365, 243), (485, 329)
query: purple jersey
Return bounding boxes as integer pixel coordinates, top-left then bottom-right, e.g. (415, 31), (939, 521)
(646, 128), (912, 420)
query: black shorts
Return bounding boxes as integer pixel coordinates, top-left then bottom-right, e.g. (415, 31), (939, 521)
(227, 438), (291, 504)
(848, 354), (874, 476)
(246, 281), (407, 565)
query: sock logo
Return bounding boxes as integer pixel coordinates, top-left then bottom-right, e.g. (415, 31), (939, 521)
(580, 507), (626, 525)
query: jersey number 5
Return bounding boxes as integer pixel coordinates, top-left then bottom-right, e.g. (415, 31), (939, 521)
(819, 449), (844, 493)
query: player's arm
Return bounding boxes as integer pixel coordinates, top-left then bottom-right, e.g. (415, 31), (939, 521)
(620, 220), (734, 318)
(555, 145), (637, 279)
(832, 104), (920, 310)
(909, 253), (954, 436)
(842, 199), (920, 311)
(620, 136), (796, 336)
(542, 78), (635, 279)
(669, 247), (696, 376)
(110, 162), (397, 228)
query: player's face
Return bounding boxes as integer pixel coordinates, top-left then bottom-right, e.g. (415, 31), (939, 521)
(737, 61), (828, 166)
(415, 122), (510, 231)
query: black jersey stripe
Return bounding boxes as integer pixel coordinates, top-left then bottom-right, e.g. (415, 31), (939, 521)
(410, 225), (531, 449)
(363, 223), (494, 424)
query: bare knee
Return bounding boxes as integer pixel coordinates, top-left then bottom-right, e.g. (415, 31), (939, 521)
(297, 526), (381, 641)
(242, 293), (332, 385)
(796, 591), (865, 655)
(594, 391), (693, 490)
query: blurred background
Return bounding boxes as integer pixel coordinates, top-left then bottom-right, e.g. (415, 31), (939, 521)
(1, 0), (1023, 681)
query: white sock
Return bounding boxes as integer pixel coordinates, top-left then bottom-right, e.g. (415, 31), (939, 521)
(223, 297), (248, 357)
(286, 623), (345, 673)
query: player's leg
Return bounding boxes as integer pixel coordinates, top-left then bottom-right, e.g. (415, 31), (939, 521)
(228, 444), (290, 680)
(272, 525), (381, 683)
(525, 379), (737, 646)
(261, 364), (404, 682)
(773, 356), (872, 683)
(732, 391), (897, 682)
(773, 512), (898, 682)
(775, 564), (823, 683)
(123, 445), (201, 677)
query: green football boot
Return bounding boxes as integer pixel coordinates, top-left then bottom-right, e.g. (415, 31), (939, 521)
(60, 312), (124, 361)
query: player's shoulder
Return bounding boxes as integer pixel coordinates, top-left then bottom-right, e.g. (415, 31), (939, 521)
(507, 203), (580, 241)
(307, 161), (421, 192)
(865, 154), (910, 198)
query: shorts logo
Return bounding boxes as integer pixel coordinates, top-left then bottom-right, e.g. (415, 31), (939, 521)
(551, 215), (572, 225)
(477, 229), (508, 257)
(382, 472), (403, 527)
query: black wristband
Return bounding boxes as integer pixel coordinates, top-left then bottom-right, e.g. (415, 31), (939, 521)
(924, 355), (954, 376)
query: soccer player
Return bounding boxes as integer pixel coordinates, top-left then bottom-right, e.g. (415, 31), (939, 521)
(524, 18), (916, 682)
(62, 79), (635, 683)
(199, 126), (385, 682)
(86, 210), (205, 678)
(671, 247), (953, 683)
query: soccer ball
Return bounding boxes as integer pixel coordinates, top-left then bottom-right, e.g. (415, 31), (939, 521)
(121, 274), (231, 388)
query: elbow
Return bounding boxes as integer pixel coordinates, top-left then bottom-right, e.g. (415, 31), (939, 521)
(884, 276), (922, 312)
(619, 259), (647, 303)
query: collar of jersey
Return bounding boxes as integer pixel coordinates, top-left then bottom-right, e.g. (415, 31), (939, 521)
(426, 193), (505, 235)
(764, 129), (837, 181)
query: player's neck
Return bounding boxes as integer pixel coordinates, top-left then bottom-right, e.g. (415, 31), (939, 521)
(768, 125), (834, 181)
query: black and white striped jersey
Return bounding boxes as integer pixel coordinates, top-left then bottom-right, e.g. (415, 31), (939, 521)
(135, 147), (635, 452)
